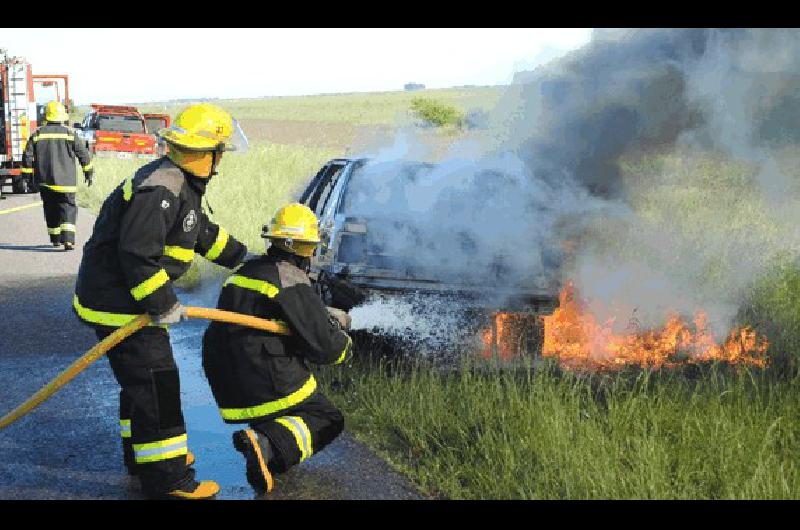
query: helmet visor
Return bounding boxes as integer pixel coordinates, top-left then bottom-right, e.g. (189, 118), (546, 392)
(224, 119), (249, 153)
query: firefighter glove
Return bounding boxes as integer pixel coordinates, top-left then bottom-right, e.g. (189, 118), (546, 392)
(323, 271), (367, 312)
(326, 306), (352, 331)
(85, 170), (94, 187)
(151, 302), (187, 325)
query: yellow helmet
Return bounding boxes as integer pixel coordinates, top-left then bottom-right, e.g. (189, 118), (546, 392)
(157, 103), (248, 152)
(45, 101), (69, 123)
(262, 203), (321, 258)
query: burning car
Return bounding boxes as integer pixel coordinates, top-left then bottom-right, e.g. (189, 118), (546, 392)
(295, 157), (771, 370)
(298, 157), (563, 360)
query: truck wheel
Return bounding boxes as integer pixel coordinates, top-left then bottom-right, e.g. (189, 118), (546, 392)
(12, 176), (35, 194)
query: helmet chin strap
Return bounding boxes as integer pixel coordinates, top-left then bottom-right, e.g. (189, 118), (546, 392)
(207, 147), (224, 178)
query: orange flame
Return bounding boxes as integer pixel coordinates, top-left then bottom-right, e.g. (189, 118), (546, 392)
(540, 282), (769, 371)
(480, 312), (522, 361)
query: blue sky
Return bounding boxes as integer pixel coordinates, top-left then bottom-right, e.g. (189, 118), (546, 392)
(1, 28), (591, 104)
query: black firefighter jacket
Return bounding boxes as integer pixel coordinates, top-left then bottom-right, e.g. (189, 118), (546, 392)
(202, 248), (353, 424)
(22, 123), (93, 192)
(74, 157), (247, 326)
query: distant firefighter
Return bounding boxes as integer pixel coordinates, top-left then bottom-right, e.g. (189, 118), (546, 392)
(22, 101), (93, 250)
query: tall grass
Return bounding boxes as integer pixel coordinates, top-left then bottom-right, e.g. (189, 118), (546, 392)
(319, 358), (799, 499)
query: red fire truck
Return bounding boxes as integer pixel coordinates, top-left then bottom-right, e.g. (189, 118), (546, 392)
(75, 104), (159, 158)
(1, 49), (71, 194)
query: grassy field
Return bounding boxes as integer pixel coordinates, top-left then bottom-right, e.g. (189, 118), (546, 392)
(75, 88), (800, 499)
(133, 87), (503, 126)
(319, 359), (799, 499)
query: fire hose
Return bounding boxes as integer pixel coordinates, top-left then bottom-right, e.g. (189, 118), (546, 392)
(0, 307), (291, 431)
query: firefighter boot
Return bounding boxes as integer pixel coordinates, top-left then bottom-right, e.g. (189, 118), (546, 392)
(163, 478), (220, 500)
(127, 450), (196, 476)
(64, 242), (75, 251)
(232, 429), (275, 494)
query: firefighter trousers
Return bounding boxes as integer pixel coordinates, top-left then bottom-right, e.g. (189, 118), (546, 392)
(40, 188), (77, 244)
(95, 326), (193, 496)
(249, 392), (344, 474)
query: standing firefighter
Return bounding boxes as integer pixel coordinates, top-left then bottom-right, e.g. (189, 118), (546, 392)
(22, 101), (93, 250)
(73, 103), (249, 500)
(202, 203), (354, 495)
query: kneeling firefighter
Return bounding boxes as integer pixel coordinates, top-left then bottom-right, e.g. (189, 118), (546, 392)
(73, 103), (249, 499)
(202, 203), (354, 495)
(22, 101), (93, 250)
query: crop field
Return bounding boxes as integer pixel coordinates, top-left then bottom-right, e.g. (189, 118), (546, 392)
(75, 87), (800, 499)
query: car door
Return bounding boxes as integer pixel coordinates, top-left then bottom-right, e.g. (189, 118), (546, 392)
(300, 161), (348, 264)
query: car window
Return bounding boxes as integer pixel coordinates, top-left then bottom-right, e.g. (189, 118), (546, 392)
(313, 165), (345, 217)
(96, 115), (145, 133)
(145, 117), (167, 134)
(300, 165), (329, 205)
(306, 163), (345, 216)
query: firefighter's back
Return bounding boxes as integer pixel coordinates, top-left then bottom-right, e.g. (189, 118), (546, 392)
(202, 254), (312, 415)
(75, 157), (185, 316)
(29, 123), (78, 188)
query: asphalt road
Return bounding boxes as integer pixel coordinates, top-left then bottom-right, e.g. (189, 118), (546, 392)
(0, 193), (423, 500)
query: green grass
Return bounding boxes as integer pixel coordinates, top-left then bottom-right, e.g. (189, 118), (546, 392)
(319, 358), (799, 499)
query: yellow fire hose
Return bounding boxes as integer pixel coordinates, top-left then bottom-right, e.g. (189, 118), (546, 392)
(0, 307), (291, 431)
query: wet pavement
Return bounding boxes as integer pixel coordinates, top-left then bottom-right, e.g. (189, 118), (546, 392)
(0, 194), (423, 500)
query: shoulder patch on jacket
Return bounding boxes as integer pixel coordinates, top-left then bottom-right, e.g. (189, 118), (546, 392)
(139, 158), (185, 196)
(276, 260), (311, 288)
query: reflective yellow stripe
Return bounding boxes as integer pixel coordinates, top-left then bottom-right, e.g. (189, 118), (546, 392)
(41, 184), (77, 193)
(276, 416), (313, 462)
(204, 227), (229, 261)
(33, 133), (74, 142)
(220, 375), (317, 421)
(130, 269), (169, 301)
(137, 448), (187, 463)
(164, 246), (195, 263)
(72, 295), (165, 329)
(333, 336), (352, 365)
(60, 223), (76, 233)
(82, 162), (93, 171)
(20, 167), (33, 174)
(133, 434), (188, 464)
(122, 177), (133, 202)
(73, 295), (141, 327)
(120, 419), (132, 439)
(48, 227), (62, 235)
(224, 274), (280, 298)
(133, 434), (187, 451)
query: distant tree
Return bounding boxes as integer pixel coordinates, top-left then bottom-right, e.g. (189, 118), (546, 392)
(409, 97), (464, 129)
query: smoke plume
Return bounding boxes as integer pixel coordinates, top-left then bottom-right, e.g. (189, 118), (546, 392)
(346, 29), (800, 341)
